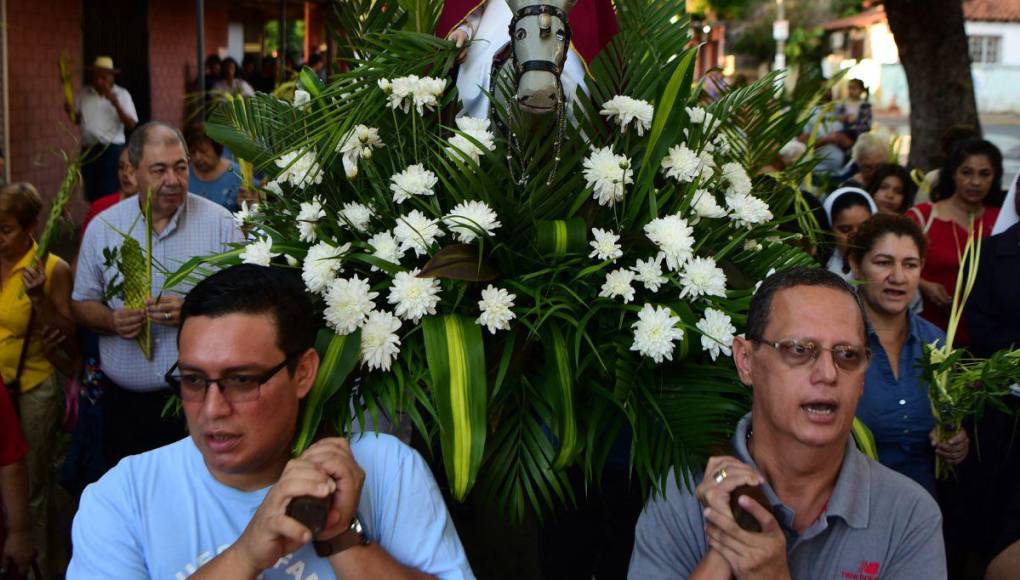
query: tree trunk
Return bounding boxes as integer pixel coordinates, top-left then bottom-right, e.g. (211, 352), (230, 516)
(884, 0), (980, 170)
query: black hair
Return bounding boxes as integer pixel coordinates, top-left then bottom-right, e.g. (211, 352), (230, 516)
(127, 121), (188, 168)
(308, 53), (324, 66)
(848, 78), (869, 98)
(933, 138), (1003, 203)
(185, 123), (224, 158)
(866, 164), (916, 213)
(205, 54), (221, 67)
(847, 213), (927, 266)
(746, 266), (867, 343)
(179, 265), (317, 372)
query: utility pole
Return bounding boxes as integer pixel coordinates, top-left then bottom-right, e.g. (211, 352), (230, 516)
(773, 0), (788, 71)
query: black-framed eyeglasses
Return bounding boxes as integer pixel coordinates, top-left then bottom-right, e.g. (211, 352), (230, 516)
(750, 338), (871, 373)
(165, 353), (299, 403)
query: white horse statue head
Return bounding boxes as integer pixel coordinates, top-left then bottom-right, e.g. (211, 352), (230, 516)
(506, 0), (578, 113)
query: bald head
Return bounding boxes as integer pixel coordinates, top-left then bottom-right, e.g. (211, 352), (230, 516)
(127, 122), (188, 169)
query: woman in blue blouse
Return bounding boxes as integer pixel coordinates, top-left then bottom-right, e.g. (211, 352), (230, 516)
(848, 213), (969, 494)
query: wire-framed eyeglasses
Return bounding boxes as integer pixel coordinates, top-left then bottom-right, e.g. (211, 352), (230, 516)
(750, 338), (871, 372)
(164, 353), (299, 403)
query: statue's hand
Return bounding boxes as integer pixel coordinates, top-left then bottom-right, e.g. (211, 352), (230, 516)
(449, 28), (470, 63)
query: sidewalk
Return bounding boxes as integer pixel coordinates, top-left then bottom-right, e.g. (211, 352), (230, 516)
(871, 110), (1020, 176)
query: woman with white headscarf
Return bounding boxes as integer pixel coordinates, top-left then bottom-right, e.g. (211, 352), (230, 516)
(822, 186), (878, 280)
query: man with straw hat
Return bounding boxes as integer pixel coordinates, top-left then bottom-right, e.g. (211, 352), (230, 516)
(65, 56), (138, 202)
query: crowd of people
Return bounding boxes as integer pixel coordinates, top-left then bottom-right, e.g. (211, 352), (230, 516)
(1, 57), (1019, 579)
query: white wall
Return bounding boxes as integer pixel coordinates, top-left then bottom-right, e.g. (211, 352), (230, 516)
(228, 23), (245, 64)
(965, 21), (1020, 66)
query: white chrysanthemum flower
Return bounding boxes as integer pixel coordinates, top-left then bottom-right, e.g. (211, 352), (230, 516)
(390, 164), (438, 204)
(324, 275), (378, 335)
(339, 201), (374, 233)
(661, 144), (703, 183)
(686, 106), (717, 129)
(725, 193), (774, 229)
(477, 285), (517, 334)
(412, 76), (447, 115)
(589, 228), (623, 262)
(446, 116), (496, 164)
(698, 150), (716, 181)
(691, 189), (727, 220)
(296, 198), (325, 243)
(263, 179), (284, 197)
(382, 75), (417, 112)
(293, 89), (311, 109)
(697, 308), (737, 361)
(712, 134), (731, 156)
(337, 125), (384, 178)
(679, 257), (728, 300)
(583, 146), (633, 207)
(301, 242), (349, 295)
(643, 214), (695, 271)
(721, 162), (752, 197)
(232, 201), (259, 228)
(600, 95), (654, 136)
(630, 303), (684, 364)
(360, 310), (402, 371)
(239, 236), (279, 266)
(274, 149), (323, 188)
(388, 269), (442, 323)
(394, 210), (445, 257)
(443, 200), (501, 243)
(632, 257), (667, 292)
(367, 231), (405, 270)
(599, 268), (637, 303)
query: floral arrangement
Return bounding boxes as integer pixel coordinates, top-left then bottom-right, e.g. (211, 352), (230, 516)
(168, 0), (826, 520)
(920, 220), (1020, 479)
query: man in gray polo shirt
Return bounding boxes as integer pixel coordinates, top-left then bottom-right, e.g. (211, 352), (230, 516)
(72, 121), (243, 465)
(629, 267), (946, 579)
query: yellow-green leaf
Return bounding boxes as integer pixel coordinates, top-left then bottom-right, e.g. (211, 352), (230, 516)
(293, 329), (362, 454)
(536, 219), (587, 258)
(423, 315), (487, 500)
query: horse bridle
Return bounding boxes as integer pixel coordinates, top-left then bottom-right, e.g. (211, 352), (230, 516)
(507, 4), (572, 78)
(487, 3), (572, 185)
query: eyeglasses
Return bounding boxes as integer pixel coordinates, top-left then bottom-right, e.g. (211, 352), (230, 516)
(165, 354), (297, 403)
(751, 338), (871, 373)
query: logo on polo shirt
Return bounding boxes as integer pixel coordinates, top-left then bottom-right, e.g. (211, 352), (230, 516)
(841, 560), (881, 579)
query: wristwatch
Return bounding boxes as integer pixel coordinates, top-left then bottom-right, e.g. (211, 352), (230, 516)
(313, 517), (369, 557)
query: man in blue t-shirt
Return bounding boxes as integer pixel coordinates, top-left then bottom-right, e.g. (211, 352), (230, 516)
(68, 265), (474, 579)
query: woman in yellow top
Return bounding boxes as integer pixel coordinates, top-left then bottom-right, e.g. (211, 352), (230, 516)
(0, 182), (75, 577)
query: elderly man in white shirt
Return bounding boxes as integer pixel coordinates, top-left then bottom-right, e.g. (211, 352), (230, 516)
(67, 56), (138, 201)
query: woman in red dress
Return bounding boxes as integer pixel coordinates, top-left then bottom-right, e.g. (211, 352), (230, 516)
(908, 139), (1002, 345)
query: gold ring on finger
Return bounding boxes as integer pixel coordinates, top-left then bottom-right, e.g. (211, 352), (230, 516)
(713, 466), (728, 484)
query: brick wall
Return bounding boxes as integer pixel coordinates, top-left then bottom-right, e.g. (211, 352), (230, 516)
(7, 0), (83, 211)
(148, 1), (230, 129)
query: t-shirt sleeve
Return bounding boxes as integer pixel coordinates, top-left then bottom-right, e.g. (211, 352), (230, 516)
(72, 221), (107, 302)
(67, 467), (150, 579)
(356, 434), (475, 579)
(628, 469), (708, 579)
(0, 387), (27, 466)
(879, 498), (946, 579)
